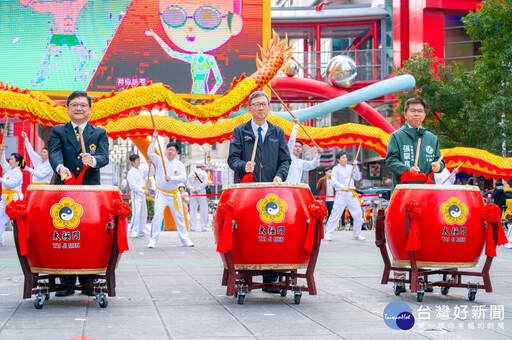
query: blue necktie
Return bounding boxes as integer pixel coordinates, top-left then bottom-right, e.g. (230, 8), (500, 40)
(257, 127), (263, 147)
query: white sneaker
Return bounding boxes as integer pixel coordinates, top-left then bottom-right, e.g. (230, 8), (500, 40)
(323, 236), (332, 241)
(140, 230), (150, 236)
(182, 240), (194, 247)
(352, 235), (366, 240)
(505, 243), (512, 249)
(129, 232), (139, 238)
(147, 241), (156, 248)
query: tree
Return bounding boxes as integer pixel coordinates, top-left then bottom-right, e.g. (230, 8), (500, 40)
(393, 0), (512, 156)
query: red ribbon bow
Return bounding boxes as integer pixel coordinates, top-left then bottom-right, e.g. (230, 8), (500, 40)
(400, 171), (427, 183)
(110, 199), (131, 253)
(216, 201), (235, 253)
(64, 165), (89, 185)
(405, 200), (422, 251)
(482, 204), (509, 257)
(305, 201), (327, 251)
(6, 200), (29, 256)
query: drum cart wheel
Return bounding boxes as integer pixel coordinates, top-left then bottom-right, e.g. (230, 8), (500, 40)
(393, 283), (404, 296)
(416, 290), (424, 302)
(375, 209), (499, 302)
(220, 219), (323, 305)
(34, 293), (47, 309)
(12, 216), (123, 309)
(468, 289), (477, 301)
(294, 291), (302, 304)
(97, 293), (108, 308)
(236, 292), (246, 305)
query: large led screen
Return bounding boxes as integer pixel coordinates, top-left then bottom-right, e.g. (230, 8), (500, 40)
(0, 0), (266, 96)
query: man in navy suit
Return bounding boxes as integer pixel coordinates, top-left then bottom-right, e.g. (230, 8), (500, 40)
(47, 90), (109, 297)
(48, 90), (109, 184)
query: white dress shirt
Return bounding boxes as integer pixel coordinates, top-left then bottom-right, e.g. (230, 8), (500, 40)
(23, 137), (53, 184)
(251, 120), (268, 143)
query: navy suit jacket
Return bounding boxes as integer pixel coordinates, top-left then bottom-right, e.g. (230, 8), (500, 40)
(48, 122), (109, 185)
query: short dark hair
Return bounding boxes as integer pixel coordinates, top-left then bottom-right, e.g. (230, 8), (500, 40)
(324, 167), (332, 172)
(335, 151), (347, 161)
(42, 147), (48, 152)
(67, 90), (92, 107)
(167, 142), (180, 153)
(129, 154), (140, 163)
(11, 153), (25, 169)
(248, 91), (270, 106)
(294, 140), (303, 146)
(404, 97), (426, 112)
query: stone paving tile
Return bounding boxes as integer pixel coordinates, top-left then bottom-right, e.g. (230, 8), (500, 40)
(0, 229), (510, 340)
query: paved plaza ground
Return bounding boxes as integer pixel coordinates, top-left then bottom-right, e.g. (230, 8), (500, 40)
(0, 227), (511, 340)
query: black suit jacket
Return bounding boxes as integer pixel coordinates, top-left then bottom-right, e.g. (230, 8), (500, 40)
(48, 122), (109, 185)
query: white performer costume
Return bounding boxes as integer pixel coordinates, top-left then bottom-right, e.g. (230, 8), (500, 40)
(186, 167), (208, 231)
(147, 139), (193, 247)
(434, 168), (456, 185)
(324, 162), (362, 239)
(24, 136), (53, 184)
(127, 165), (152, 237)
(285, 124), (320, 183)
(0, 151), (23, 245)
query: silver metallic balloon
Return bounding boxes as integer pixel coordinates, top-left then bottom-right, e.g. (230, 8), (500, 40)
(285, 61), (299, 77)
(326, 55), (358, 88)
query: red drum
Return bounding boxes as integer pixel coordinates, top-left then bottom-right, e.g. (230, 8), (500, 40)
(385, 184), (485, 268)
(24, 185), (123, 274)
(214, 183), (316, 270)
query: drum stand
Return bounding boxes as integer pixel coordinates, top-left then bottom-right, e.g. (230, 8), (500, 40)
(12, 217), (122, 309)
(221, 219), (323, 305)
(375, 209), (497, 302)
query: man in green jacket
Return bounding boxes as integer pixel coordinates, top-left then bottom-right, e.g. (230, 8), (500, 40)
(385, 97), (444, 191)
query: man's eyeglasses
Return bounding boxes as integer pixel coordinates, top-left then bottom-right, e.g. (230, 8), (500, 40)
(250, 102), (270, 108)
(161, 6), (228, 30)
(69, 103), (89, 109)
(407, 109), (425, 114)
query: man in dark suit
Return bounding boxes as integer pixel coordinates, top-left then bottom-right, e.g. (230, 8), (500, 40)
(47, 90), (109, 296)
(48, 91), (109, 184)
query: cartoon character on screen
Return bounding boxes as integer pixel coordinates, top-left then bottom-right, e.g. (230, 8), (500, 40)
(19, 0), (90, 86)
(145, 0), (243, 95)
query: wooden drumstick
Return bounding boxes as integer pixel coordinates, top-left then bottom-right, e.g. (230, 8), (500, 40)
(346, 142), (362, 190)
(265, 84), (320, 149)
(434, 154), (444, 167)
(148, 111), (168, 177)
(251, 134), (259, 165)
(441, 161), (465, 185)
(414, 138), (422, 169)
(1, 116), (8, 147)
(77, 126), (86, 154)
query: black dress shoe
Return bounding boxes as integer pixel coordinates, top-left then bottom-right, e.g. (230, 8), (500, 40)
(55, 290), (75, 297)
(262, 287), (281, 294)
(81, 291), (96, 296)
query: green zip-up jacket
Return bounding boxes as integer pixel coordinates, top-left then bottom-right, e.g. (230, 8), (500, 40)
(385, 125), (444, 191)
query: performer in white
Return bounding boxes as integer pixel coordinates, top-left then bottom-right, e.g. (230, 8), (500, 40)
(434, 167), (457, 185)
(21, 131), (53, 184)
(323, 151), (364, 241)
(0, 146), (24, 245)
(147, 131), (194, 248)
(127, 154), (152, 238)
(285, 118), (323, 183)
(186, 161), (209, 231)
